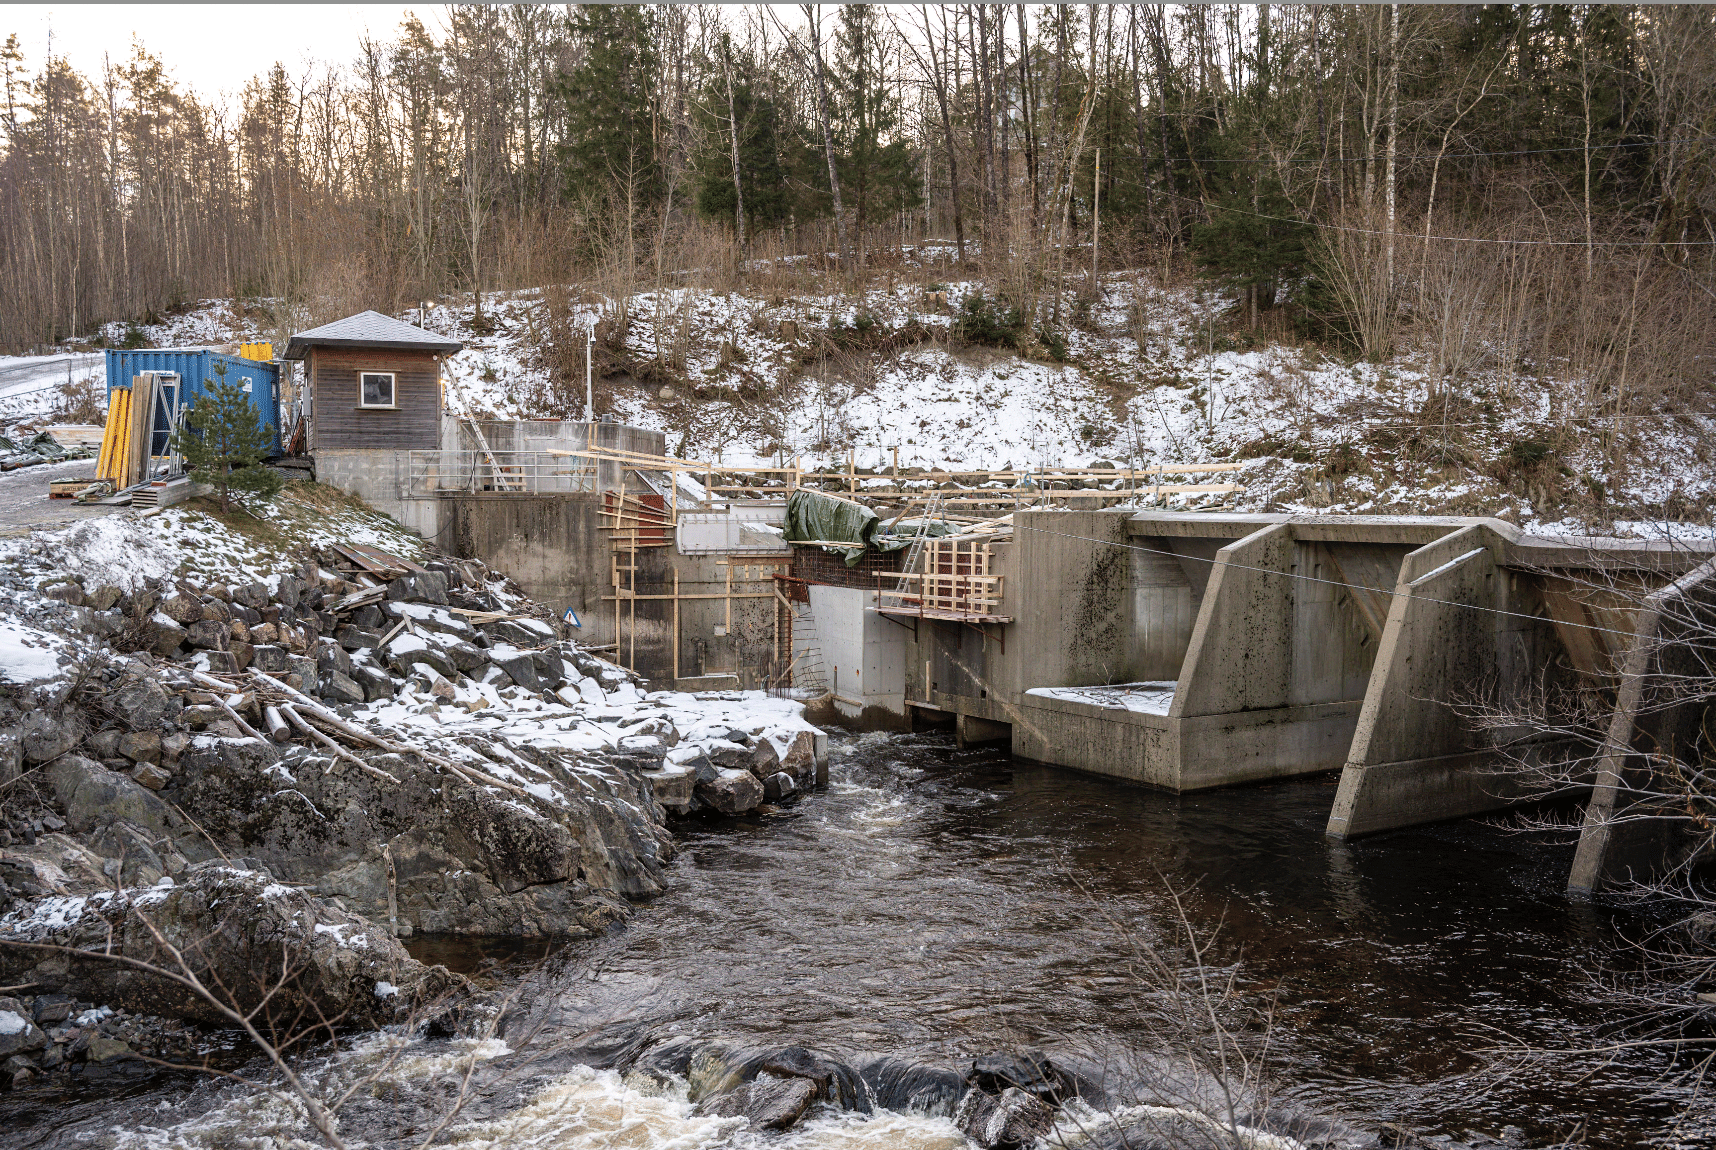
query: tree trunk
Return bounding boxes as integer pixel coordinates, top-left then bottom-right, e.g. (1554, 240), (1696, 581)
(806, 5), (847, 265)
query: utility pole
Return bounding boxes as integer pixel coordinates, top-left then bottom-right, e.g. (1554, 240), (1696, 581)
(1092, 148), (1101, 283)
(585, 325), (594, 423)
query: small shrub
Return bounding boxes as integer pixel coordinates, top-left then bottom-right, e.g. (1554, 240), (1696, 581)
(954, 293), (1025, 349)
(118, 322), (149, 350)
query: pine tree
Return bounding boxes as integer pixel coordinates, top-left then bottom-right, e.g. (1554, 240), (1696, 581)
(167, 364), (283, 512)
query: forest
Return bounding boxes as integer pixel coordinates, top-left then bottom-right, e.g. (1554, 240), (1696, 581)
(1, 3), (1714, 434)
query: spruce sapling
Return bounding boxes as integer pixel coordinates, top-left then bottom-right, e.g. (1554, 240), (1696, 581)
(167, 362), (283, 512)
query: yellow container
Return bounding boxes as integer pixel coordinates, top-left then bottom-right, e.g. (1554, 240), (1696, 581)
(238, 342), (274, 362)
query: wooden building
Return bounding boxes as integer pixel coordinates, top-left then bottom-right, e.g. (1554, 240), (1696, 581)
(283, 311), (463, 452)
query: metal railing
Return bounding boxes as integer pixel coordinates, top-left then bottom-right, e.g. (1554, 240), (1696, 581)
(404, 450), (597, 495)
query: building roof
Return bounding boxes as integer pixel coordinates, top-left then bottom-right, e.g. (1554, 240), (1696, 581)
(282, 311), (463, 360)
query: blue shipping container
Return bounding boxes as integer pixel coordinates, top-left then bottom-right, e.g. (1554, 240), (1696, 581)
(105, 349), (283, 458)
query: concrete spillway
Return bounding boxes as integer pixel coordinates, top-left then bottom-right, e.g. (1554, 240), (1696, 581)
(804, 509), (1712, 894)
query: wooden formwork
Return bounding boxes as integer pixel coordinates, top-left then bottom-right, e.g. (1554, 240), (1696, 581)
(878, 536), (1010, 623)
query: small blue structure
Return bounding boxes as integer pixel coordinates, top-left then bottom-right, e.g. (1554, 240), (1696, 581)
(104, 348), (283, 458)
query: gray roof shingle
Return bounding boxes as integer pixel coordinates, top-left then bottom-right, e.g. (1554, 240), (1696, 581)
(283, 311), (464, 360)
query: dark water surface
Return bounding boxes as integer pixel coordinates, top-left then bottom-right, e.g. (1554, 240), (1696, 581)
(533, 732), (1671, 1146)
(0, 731), (1680, 1148)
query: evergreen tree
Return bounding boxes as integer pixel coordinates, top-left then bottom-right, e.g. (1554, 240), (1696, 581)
(693, 39), (798, 232)
(167, 364), (283, 512)
(557, 5), (663, 209)
(829, 6), (919, 236)
(1189, 138), (1312, 319)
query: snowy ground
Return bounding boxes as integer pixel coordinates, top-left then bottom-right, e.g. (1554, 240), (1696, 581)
(4, 267), (1711, 537)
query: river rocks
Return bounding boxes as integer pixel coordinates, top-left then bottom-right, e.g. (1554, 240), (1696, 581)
(708, 1074), (818, 1130)
(0, 1006), (48, 1057)
(0, 863), (462, 1031)
(696, 768), (763, 815)
(644, 766), (694, 814)
(955, 1086), (1056, 1149)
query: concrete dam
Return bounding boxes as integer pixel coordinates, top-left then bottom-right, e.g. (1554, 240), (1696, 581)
(336, 422), (1712, 900)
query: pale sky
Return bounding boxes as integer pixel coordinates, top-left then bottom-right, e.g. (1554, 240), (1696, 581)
(5, 5), (432, 102)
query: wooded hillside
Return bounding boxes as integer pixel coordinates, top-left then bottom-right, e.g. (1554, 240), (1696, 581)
(2, 3), (1713, 430)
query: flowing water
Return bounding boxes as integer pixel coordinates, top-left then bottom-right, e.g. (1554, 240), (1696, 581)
(2, 732), (1685, 1149)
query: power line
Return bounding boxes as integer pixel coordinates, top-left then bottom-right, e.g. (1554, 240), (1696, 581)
(1151, 134), (1716, 166)
(1130, 180), (1716, 247)
(1008, 519), (1707, 641)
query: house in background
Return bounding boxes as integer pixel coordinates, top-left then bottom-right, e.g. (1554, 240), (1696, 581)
(283, 310), (463, 534)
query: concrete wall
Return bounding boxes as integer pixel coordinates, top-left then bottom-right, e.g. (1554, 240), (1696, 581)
(1569, 558), (1716, 892)
(315, 449), (443, 539)
(1326, 523), (1569, 838)
(809, 584), (908, 724)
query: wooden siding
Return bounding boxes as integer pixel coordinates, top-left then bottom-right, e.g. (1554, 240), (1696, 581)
(311, 347), (441, 451)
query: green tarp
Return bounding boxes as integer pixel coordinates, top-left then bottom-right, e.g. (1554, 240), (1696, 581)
(785, 490), (959, 566)
(785, 488), (878, 565)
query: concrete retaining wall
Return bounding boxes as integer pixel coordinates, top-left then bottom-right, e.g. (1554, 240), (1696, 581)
(1569, 557), (1716, 892)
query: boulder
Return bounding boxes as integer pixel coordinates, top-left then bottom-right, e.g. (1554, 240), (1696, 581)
(487, 648), (540, 692)
(644, 766), (694, 813)
(108, 678), (170, 731)
(20, 712), (82, 764)
(350, 604), (385, 630)
(780, 731), (817, 778)
(707, 1075), (818, 1131)
(748, 739), (782, 779)
(970, 1049), (1067, 1101)
(695, 768), (762, 815)
(954, 1087), (1056, 1149)
(440, 640), (488, 674)
(531, 649), (566, 688)
(483, 618), (555, 648)
(709, 740), (751, 770)
(336, 626), (381, 652)
(229, 639), (254, 671)
(184, 620), (230, 651)
(0, 863), (463, 1031)
(274, 574), (304, 609)
(132, 763), (172, 790)
(200, 600), (233, 624)
(159, 595), (203, 626)
(386, 572), (448, 605)
(287, 656), (321, 697)
(232, 581), (271, 610)
(86, 584), (123, 612)
(0, 1009), (47, 1058)
(117, 730), (162, 764)
(349, 662), (395, 702)
(250, 644), (290, 673)
(762, 772), (796, 802)
(150, 617), (187, 656)
(44, 755), (176, 836)
(160, 732), (191, 766)
(384, 634), (454, 679)
(319, 670), (366, 707)
(315, 641), (354, 679)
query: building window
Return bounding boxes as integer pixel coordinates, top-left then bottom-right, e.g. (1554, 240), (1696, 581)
(359, 372), (396, 408)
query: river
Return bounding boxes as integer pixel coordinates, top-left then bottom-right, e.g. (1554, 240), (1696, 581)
(0, 731), (1683, 1149)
